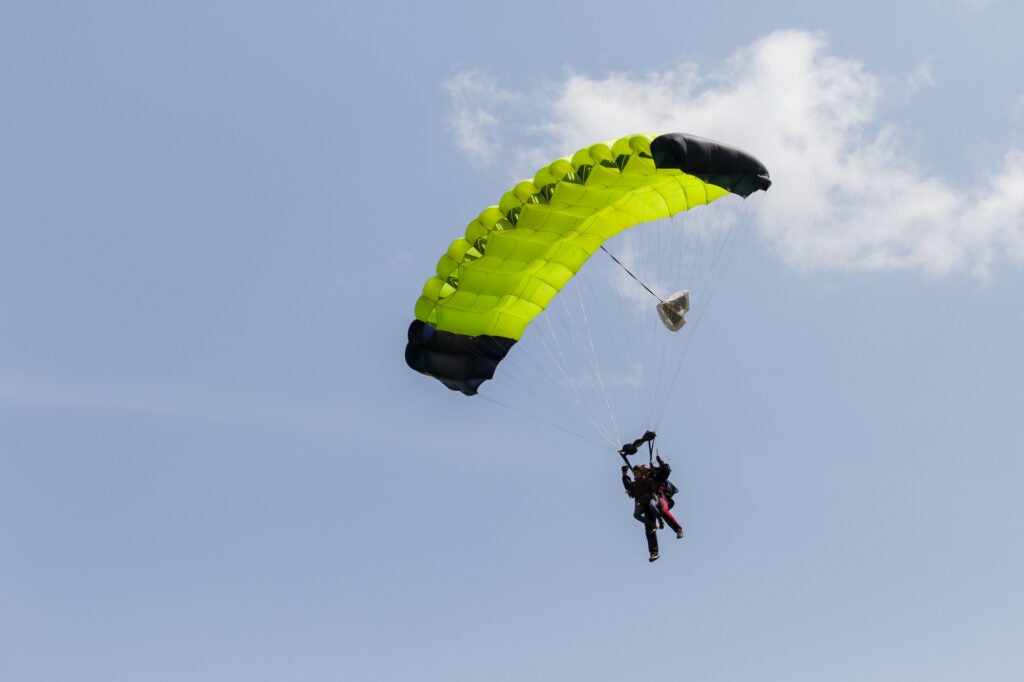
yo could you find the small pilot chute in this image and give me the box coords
[656,290,691,331]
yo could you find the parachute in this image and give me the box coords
[405,132,770,444]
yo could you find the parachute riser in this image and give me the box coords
[618,430,656,472]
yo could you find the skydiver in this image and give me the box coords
[651,453,684,539]
[621,464,672,562]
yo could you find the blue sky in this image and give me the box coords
[3,2,1023,680]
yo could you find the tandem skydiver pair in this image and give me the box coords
[619,431,684,562]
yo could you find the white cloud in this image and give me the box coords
[447,29,1024,278]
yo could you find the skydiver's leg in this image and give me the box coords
[645,519,659,555]
[657,496,683,535]
[646,497,664,529]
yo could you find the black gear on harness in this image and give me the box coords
[618,430,656,470]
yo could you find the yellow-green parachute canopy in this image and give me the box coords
[406,132,771,395]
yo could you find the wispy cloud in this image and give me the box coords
[444,70,522,167]
[903,58,936,100]
[1013,94,1024,119]
[446,29,1024,278]
[0,370,361,440]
